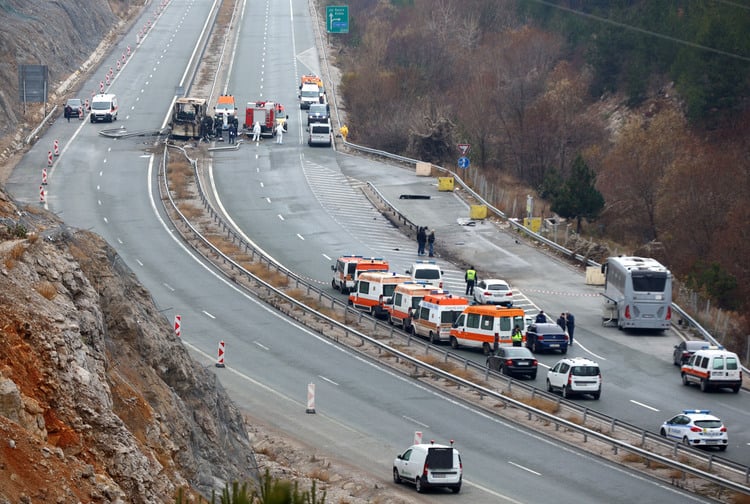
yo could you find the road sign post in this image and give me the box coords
[326,6,349,34]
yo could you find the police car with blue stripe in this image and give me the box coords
[659,410,728,450]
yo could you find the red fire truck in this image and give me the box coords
[243,101,288,137]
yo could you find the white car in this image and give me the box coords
[473,279,513,306]
[659,410,728,450]
[546,357,601,399]
[393,442,462,493]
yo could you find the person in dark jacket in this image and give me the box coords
[416,226,426,256]
[557,313,566,331]
[566,312,575,345]
[535,310,546,323]
[427,229,435,257]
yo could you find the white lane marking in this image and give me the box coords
[508,461,541,476]
[103,217,109,224]
[254,341,269,351]
[574,340,606,361]
[260,182,264,188]
[135,259,143,266]
[318,375,339,386]
[630,400,659,412]
[266,197,271,203]
[322,253,331,261]
[403,415,429,429]
[163,283,175,292]
[117,238,123,244]
[202,310,216,319]
[98,200,102,206]
[278,214,284,221]
[297,233,305,240]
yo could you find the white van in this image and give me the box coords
[681,347,742,393]
[308,122,332,146]
[411,292,469,344]
[90,93,118,123]
[449,305,527,354]
[406,261,443,289]
[393,441,462,493]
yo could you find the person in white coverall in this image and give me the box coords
[275,122,284,144]
[252,121,261,141]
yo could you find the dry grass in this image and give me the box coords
[35,281,57,300]
[27,233,38,244]
[524,396,560,414]
[731,492,750,504]
[307,468,330,482]
[178,203,203,219]
[621,452,646,464]
[9,242,25,260]
[3,257,15,270]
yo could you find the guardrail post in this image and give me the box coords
[610,418,616,433]
[708,454,713,472]
[583,408,588,423]
[444,351,449,362]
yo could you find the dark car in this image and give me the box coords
[307,103,330,125]
[525,323,569,354]
[486,346,538,379]
[64,98,84,119]
[672,340,710,366]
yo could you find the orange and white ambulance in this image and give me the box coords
[348,272,411,319]
[383,282,443,329]
[449,306,526,354]
[411,293,469,344]
[331,256,389,294]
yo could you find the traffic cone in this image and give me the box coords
[39,185,45,204]
[41,167,47,185]
[173,315,181,337]
[306,383,316,414]
[215,340,225,368]
[53,139,59,156]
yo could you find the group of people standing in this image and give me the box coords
[416,226,435,257]
[250,121,285,143]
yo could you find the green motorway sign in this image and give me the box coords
[326,5,349,34]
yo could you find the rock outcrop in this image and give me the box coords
[0,190,258,503]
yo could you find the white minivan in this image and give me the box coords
[393,441,462,493]
[90,93,118,123]
[308,122,332,146]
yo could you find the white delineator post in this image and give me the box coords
[53,139,60,156]
[41,168,47,185]
[306,383,316,414]
[173,315,181,337]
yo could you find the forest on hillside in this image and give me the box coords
[329,0,750,340]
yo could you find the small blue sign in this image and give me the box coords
[458,156,470,169]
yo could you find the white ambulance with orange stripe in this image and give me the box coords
[449,305,527,355]
[681,347,742,393]
[331,255,389,294]
[384,282,443,329]
[411,293,469,344]
[348,272,412,319]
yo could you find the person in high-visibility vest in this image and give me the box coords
[511,325,523,347]
[340,124,348,141]
[465,266,477,296]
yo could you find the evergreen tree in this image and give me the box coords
[550,155,604,233]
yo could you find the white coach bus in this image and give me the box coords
[601,256,672,331]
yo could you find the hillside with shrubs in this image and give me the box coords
[333,0,750,349]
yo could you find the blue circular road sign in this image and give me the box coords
[458,156,470,169]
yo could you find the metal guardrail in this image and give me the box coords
[158,143,750,494]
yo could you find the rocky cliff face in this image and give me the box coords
[0,190,258,502]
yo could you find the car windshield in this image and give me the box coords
[309,105,327,114]
[91,101,110,110]
[571,365,599,376]
[415,270,440,280]
[694,419,723,429]
[301,89,319,98]
[67,99,82,107]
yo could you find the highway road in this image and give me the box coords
[4,0,742,501]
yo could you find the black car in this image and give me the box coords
[672,340,708,366]
[307,103,330,125]
[486,346,537,379]
[64,98,84,119]
[525,323,569,354]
